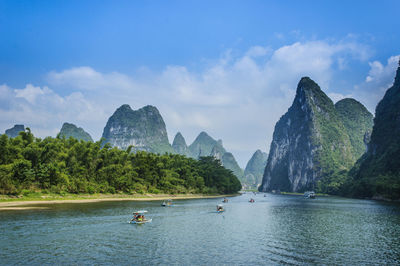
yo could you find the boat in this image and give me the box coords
[222,198,228,203]
[161,199,173,207]
[130,210,152,224]
[304,191,316,199]
[249,198,255,203]
[216,204,224,213]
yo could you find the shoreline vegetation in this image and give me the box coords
[0,131,242,198]
[1,191,398,211]
[0,193,240,211]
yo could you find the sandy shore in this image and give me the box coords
[0,207,51,211]
[0,194,236,211]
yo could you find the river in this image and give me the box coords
[1,193,399,265]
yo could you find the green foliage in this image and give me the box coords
[307,79,355,179]
[316,170,348,194]
[0,131,241,195]
[197,156,242,194]
[335,98,373,160]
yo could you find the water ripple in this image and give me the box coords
[1,195,399,265]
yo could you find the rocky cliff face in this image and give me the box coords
[102,104,173,154]
[5,125,25,138]
[244,150,268,189]
[210,141,226,161]
[172,132,191,157]
[260,77,354,192]
[59,122,93,142]
[335,98,373,160]
[348,60,400,199]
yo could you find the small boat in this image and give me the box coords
[222,198,228,203]
[216,204,224,213]
[130,210,152,224]
[249,198,255,203]
[131,218,152,224]
[304,191,316,199]
[161,199,173,207]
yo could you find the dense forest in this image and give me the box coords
[0,129,241,195]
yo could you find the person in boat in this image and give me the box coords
[217,205,224,212]
[131,213,145,222]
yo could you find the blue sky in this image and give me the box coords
[0,0,399,166]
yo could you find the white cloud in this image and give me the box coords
[15,84,50,104]
[263,41,370,91]
[366,55,399,83]
[352,55,400,113]
[1,39,380,167]
[245,45,271,57]
[47,66,136,91]
[0,83,104,138]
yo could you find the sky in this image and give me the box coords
[0,0,399,167]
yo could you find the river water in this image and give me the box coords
[1,193,399,265]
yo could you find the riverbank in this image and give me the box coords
[0,193,239,211]
[278,192,399,202]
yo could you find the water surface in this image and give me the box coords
[1,194,399,265]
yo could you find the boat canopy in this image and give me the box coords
[133,210,148,214]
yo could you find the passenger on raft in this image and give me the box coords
[132,214,145,222]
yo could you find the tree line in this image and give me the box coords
[0,129,241,195]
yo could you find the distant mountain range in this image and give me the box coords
[171,131,245,184]
[99,104,248,186]
[5,60,399,199]
[3,104,251,186]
